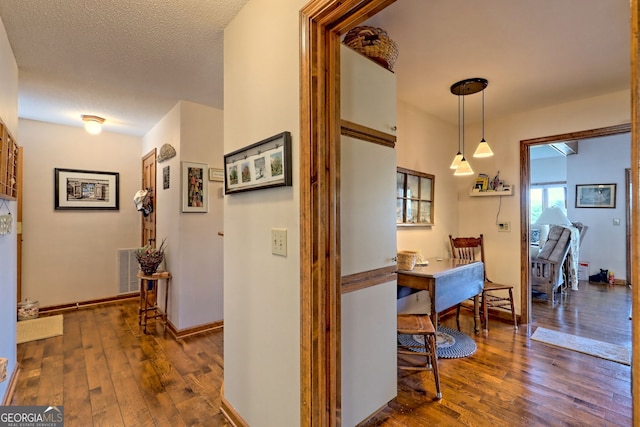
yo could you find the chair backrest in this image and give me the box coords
[449,234,487,281]
[537,226,572,263]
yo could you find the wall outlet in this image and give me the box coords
[498,222,511,232]
[272,228,287,256]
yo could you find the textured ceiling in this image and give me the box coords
[0,0,248,136]
[0,0,631,138]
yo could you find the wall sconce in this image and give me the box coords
[82,115,105,135]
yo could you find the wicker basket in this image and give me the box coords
[397,251,418,271]
[343,26,399,71]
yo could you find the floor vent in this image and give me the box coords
[117,249,139,294]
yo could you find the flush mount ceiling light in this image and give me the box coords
[82,115,105,135]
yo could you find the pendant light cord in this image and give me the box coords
[481,90,485,140]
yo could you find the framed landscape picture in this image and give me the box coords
[575,183,616,208]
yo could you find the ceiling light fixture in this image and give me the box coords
[450,78,487,176]
[82,115,105,135]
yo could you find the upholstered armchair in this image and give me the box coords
[531,225,573,304]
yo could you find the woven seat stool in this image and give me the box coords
[397,314,442,400]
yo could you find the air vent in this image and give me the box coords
[117,249,139,294]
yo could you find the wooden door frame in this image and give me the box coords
[300,1,396,425]
[302,0,640,424]
[519,124,631,326]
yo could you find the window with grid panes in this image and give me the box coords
[396,167,434,226]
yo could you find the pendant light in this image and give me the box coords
[473,89,494,158]
[450,94,463,169]
[450,78,489,176]
[454,91,473,176]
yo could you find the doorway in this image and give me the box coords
[519,124,631,326]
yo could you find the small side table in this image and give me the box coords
[137,271,171,333]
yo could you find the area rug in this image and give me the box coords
[16,315,63,344]
[398,326,477,359]
[531,327,630,366]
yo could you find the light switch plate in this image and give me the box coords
[272,228,287,256]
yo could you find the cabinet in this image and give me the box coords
[0,121,18,200]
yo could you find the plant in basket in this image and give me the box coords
[136,238,167,276]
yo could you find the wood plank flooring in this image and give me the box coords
[11,299,230,427]
[11,281,631,426]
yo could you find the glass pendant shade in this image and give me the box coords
[473,139,493,158]
[453,157,474,176]
[450,152,463,169]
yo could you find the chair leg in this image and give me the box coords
[425,333,442,400]
[508,288,518,330]
[482,291,489,332]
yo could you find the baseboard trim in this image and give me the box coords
[220,393,248,427]
[1,362,20,406]
[167,320,224,340]
[39,293,139,315]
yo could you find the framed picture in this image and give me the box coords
[575,183,616,208]
[182,161,208,212]
[209,167,224,182]
[54,168,119,210]
[223,131,292,194]
[163,166,170,189]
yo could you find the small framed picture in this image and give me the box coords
[182,161,208,212]
[209,167,224,182]
[575,183,616,208]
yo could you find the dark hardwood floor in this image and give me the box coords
[11,281,631,426]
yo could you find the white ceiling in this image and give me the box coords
[0,0,631,137]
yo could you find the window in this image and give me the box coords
[397,167,434,225]
[530,183,567,224]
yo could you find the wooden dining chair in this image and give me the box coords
[397,314,442,400]
[449,234,518,332]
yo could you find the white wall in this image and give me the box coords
[19,120,141,306]
[531,156,566,183]
[452,89,630,313]
[567,133,630,279]
[142,101,225,330]
[395,101,461,258]
[223,0,305,425]
[0,15,18,402]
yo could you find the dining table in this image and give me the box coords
[397,257,484,333]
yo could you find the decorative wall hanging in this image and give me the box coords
[209,168,224,182]
[163,166,170,189]
[54,168,119,210]
[182,161,208,212]
[224,131,292,194]
[157,143,177,162]
[0,200,11,235]
[575,183,616,208]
